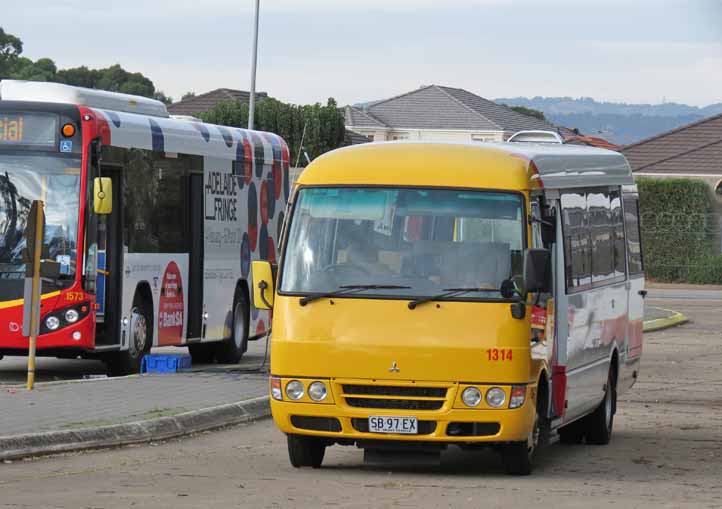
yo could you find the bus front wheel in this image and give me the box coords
[502,382,548,475]
[107,293,152,376]
[287,434,325,468]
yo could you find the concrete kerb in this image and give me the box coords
[0,395,270,462]
[643,309,688,332]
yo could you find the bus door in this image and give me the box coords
[622,194,644,384]
[93,167,122,346]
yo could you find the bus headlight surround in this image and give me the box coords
[45,315,61,331]
[486,387,506,408]
[64,309,80,323]
[308,381,328,401]
[462,387,482,407]
[286,380,305,400]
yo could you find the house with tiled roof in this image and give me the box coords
[345,85,570,143]
[622,112,722,197]
[167,88,268,116]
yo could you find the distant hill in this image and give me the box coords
[495,97,722,146]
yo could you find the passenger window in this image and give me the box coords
[589,190,613,283]
[561,191,591,290]
[610,189,626,278]
[623,196,644,275]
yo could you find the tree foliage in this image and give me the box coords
[200,97,346,166]
[0,27,171,102]
[637,177,722,283]
[504,105,546,121]
[0,27,23,76]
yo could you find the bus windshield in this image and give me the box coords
[0,153,81,284]
[280,187,525,300]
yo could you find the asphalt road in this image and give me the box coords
[1,291,721,508]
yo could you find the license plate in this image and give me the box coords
[368,416,418,434]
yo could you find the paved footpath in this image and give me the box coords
[0,291,690,460]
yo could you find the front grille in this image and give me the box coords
[446,422,500,437]
[342,385,447,398]
[345,398,444,410]
[352,418,437,435]
[290,415,342,432]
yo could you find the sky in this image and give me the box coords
[4,0,722,107]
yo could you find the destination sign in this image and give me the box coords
[0,112,57,148]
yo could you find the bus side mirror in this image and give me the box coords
[93,177,112,215]
[523,248,551,293]
[252,260,275,309]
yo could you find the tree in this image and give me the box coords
[504,104,547,121]
[200,97,346,166]
[181,91,196,101]
[0,27,22,77]
[153,91,173,105]
[0,27,168,103]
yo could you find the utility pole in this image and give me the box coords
[248,0,260,130]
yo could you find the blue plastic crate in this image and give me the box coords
[140,354,192,374]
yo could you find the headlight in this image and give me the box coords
[65,309,80,323]
[486,387,506,408]
[45,316,60,331]
[509,385,527,409]
[285,380,304,400]
[308,381,328,401]
[461,387,482,407]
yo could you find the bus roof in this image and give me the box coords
[0,79,169,118]
[298,141,633,191]
[93,106,287,164]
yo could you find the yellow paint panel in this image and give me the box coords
[297,143,532,191]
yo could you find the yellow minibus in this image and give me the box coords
[253,138,645,475]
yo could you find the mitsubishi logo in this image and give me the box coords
[389,361,400,373]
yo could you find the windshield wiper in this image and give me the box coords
[408,287,500,310]
[299,284,411,306]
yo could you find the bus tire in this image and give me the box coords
[287,434,325,468]
[188,343,215,364]
[584,367,616,445]
[501,383,546,475]
[108,292,152,376]
[214,288,249,364]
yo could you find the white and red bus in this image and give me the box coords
[0,80,289,374]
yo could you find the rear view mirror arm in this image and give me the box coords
[258,280,274,309]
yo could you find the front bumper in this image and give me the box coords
[271,378,537,444]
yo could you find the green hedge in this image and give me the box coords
[200,97,346,167]
[637,177,722,283]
